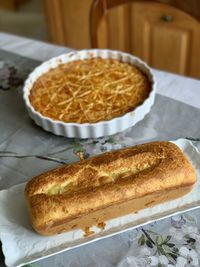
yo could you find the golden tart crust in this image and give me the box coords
[29,58,151,123]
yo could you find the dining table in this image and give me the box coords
[0,32,200,267]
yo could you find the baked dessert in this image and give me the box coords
[25,141,196,236]
[29,58,151,123]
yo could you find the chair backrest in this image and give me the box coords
[90,0,200,77]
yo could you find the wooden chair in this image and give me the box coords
[90,0,200,78]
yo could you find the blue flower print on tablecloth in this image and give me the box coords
[72,129,135,159]
[119,212,200,267]
[0,61,23,91]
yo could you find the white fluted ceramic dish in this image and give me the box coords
[23,49,156,138]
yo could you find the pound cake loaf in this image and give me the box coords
[25,141,197,236]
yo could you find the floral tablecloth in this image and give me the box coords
[0,33,200,267]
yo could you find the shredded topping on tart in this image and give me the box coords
[29,58,151,123]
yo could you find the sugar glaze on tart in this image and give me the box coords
[29,58,151,124]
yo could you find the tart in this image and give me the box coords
[23,50,156,138]
[29,58,151,124]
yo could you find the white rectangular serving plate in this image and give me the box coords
[0,139,200,267]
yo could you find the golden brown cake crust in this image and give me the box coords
[29,58,151,123]
[25,141,197,235]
